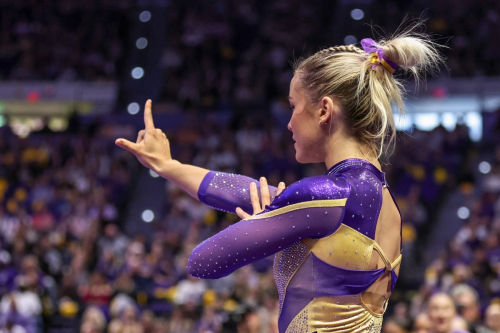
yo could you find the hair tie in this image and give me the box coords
[360,38,398,74]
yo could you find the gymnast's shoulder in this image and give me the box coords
[267,173,351,210]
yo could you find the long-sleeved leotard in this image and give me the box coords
[189,172,349,278]
[197,171,279,215]
[189,159,402,333]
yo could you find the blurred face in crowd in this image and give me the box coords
[121,305,138,324]
[450,316,469,331]
[237,311,260,333]
[455,291,480,324]
[413,313,432,333]
[21,255,39,274]
[287,75,338,164]
[104,224,118,239]
[382,319,408,333]
[428,293,456,333]
[485,304,500,332]
[452,264,471,284]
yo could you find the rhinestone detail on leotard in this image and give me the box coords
[274,241,308,315]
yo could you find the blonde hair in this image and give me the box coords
[293,21,445,159]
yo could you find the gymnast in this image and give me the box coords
[116,24,443,333]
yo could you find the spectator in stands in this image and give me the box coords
[80,306,106,333]
[98,223,130,258]
[413,313,432,333]
[108,304,143,333]
[451,284,486,333]
[427,293,458,333]
[383,317,410,333]
[484,304,500,333]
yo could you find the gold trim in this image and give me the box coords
[360,296,385,318]
[372,242,402,271]
[381,58,396,73]
[391,254,402,269]
[245,198,347,220]
[372,243,392,271]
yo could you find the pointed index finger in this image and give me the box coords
[144,99,155,130]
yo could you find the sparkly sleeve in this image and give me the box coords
[188,175,351,279]
[197,171,278,215]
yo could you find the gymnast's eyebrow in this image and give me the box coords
[288,96,293,100]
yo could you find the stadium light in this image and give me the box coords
[131,67,144,79]
[127,102,140,115]
[457,207,470,220]
[479,161,491,174]
[139,11,151,22]
[142,209,155,223]
[136,38,148,49]
[351,9,364,20]
[344,35,357,44]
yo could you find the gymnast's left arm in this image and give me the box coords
[197,171,287,216]
[187,176,351,279]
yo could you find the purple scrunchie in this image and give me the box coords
[360,38,398,73]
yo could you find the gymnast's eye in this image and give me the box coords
[289,105,295,112]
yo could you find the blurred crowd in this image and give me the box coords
[0,125,135,332]
[383,143,500,333]
[2,113,499,333]
[0,0,129,81]
[157,0,500,111]
[157,0,331,111]
[373,0,500,77]
[2,0,500,332]
[1,0,499,89]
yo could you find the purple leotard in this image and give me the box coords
[189,158,402,332]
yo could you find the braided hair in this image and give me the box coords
[293,22,444,159]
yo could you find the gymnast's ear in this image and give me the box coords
[318,96,342,123]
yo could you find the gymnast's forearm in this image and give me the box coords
[157,160,278,214]
[156,159,210,200]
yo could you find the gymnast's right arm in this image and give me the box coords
[115,99,282,214]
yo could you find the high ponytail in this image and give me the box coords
[294,20,445,159]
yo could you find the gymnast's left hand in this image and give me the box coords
[235,178,285,219]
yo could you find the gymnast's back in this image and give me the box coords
[189,158,402,333]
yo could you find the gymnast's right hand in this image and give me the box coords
[115,99,173,172]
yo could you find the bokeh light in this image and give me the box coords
[351,9,364,20]
[127,102,140,115]
[139,11,151,22]
[136,37,148,49]
[142,209,154,223]
[479,161,491,174]
[344,35,357,44]
[131,67,144,79]
[457,207,470,220]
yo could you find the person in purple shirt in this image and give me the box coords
[116,22,443,333]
